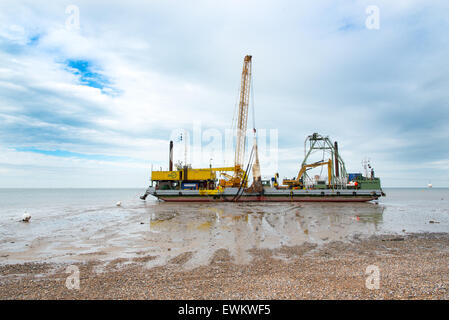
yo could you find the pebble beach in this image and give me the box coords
[1,233,447,299]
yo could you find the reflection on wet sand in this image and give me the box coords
[3,188,448,272]
[144,202,384,268]
[0,199,384,267]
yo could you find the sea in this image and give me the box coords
[0,188,448,267]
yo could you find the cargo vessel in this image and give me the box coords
[141,56,385,203]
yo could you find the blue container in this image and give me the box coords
[348,173,362,181]
[181,182,198,190]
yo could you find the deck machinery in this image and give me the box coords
[283,133,346,189]
[141,55,385,202]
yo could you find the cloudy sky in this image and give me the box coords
[0,0,448,188]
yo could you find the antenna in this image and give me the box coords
[179,130,188,167]
[184,129,188,167]
[362,158,371,178]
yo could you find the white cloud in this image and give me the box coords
[0,0,449,187]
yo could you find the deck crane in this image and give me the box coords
[220,55,261,188]
[143,55,262,195]
[235,55,252,173]
[282,159,333,188]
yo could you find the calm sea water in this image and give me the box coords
[0,188,448,266]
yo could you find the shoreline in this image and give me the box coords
[0,232,448,299]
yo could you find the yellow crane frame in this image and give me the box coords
[282,159,333,188]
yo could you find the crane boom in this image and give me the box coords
[282,159,333,188]
[234,55,252,170]
[219,55,254,188]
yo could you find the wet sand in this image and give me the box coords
[1,202,388,266]
[1,233,447,299]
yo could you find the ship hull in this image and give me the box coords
[141,187,383,203]
[155,196,376,202]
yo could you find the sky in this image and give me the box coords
[0,0,448,188]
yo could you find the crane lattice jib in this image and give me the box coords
[234,55,252,170]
